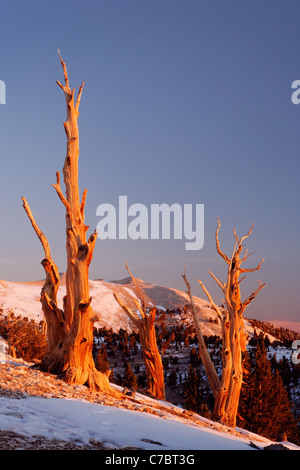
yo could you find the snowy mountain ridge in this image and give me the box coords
[0,276,274,342]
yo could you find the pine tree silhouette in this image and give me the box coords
[183,365,211,418]
[95,343,109,374]
[123,361,138,389]
[238,341,300,445]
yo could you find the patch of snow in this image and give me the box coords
[0,337,7,364]
[0,394,284,450]
[123,287,140,302]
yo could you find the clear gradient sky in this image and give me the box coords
[0,1,300,331]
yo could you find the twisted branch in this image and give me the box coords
[21,197,51,260]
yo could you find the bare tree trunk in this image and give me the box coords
[22,51,113,393]
[182,269,220,397]
[114,263,165,400]
[211,220,265,426]
[197,279,232,422]
[184,219,265,427]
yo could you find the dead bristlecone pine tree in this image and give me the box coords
[22,50,115,394]
[183,219,265,428]
[113,262,166,400]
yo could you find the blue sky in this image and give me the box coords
[0,0,300,330]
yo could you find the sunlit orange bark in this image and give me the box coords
[22,52,113,393]
[114,263,165,400]
[184,220,265,427]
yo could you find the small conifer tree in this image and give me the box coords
[95,343,109,374]
[183,365,203,414]
[238,341,300,444]
[123,361,138,389]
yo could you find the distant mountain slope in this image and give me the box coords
[0,276,274,342]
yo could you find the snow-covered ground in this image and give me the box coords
[0,393,264,451]
[0,380,299,451]
[0,346,298,451]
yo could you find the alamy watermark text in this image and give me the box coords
[96,196,204,250]
[0,80,6,104]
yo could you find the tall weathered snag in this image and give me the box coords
[22,51,113,393]
[183,219,265,427]
[113,262,165,400]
